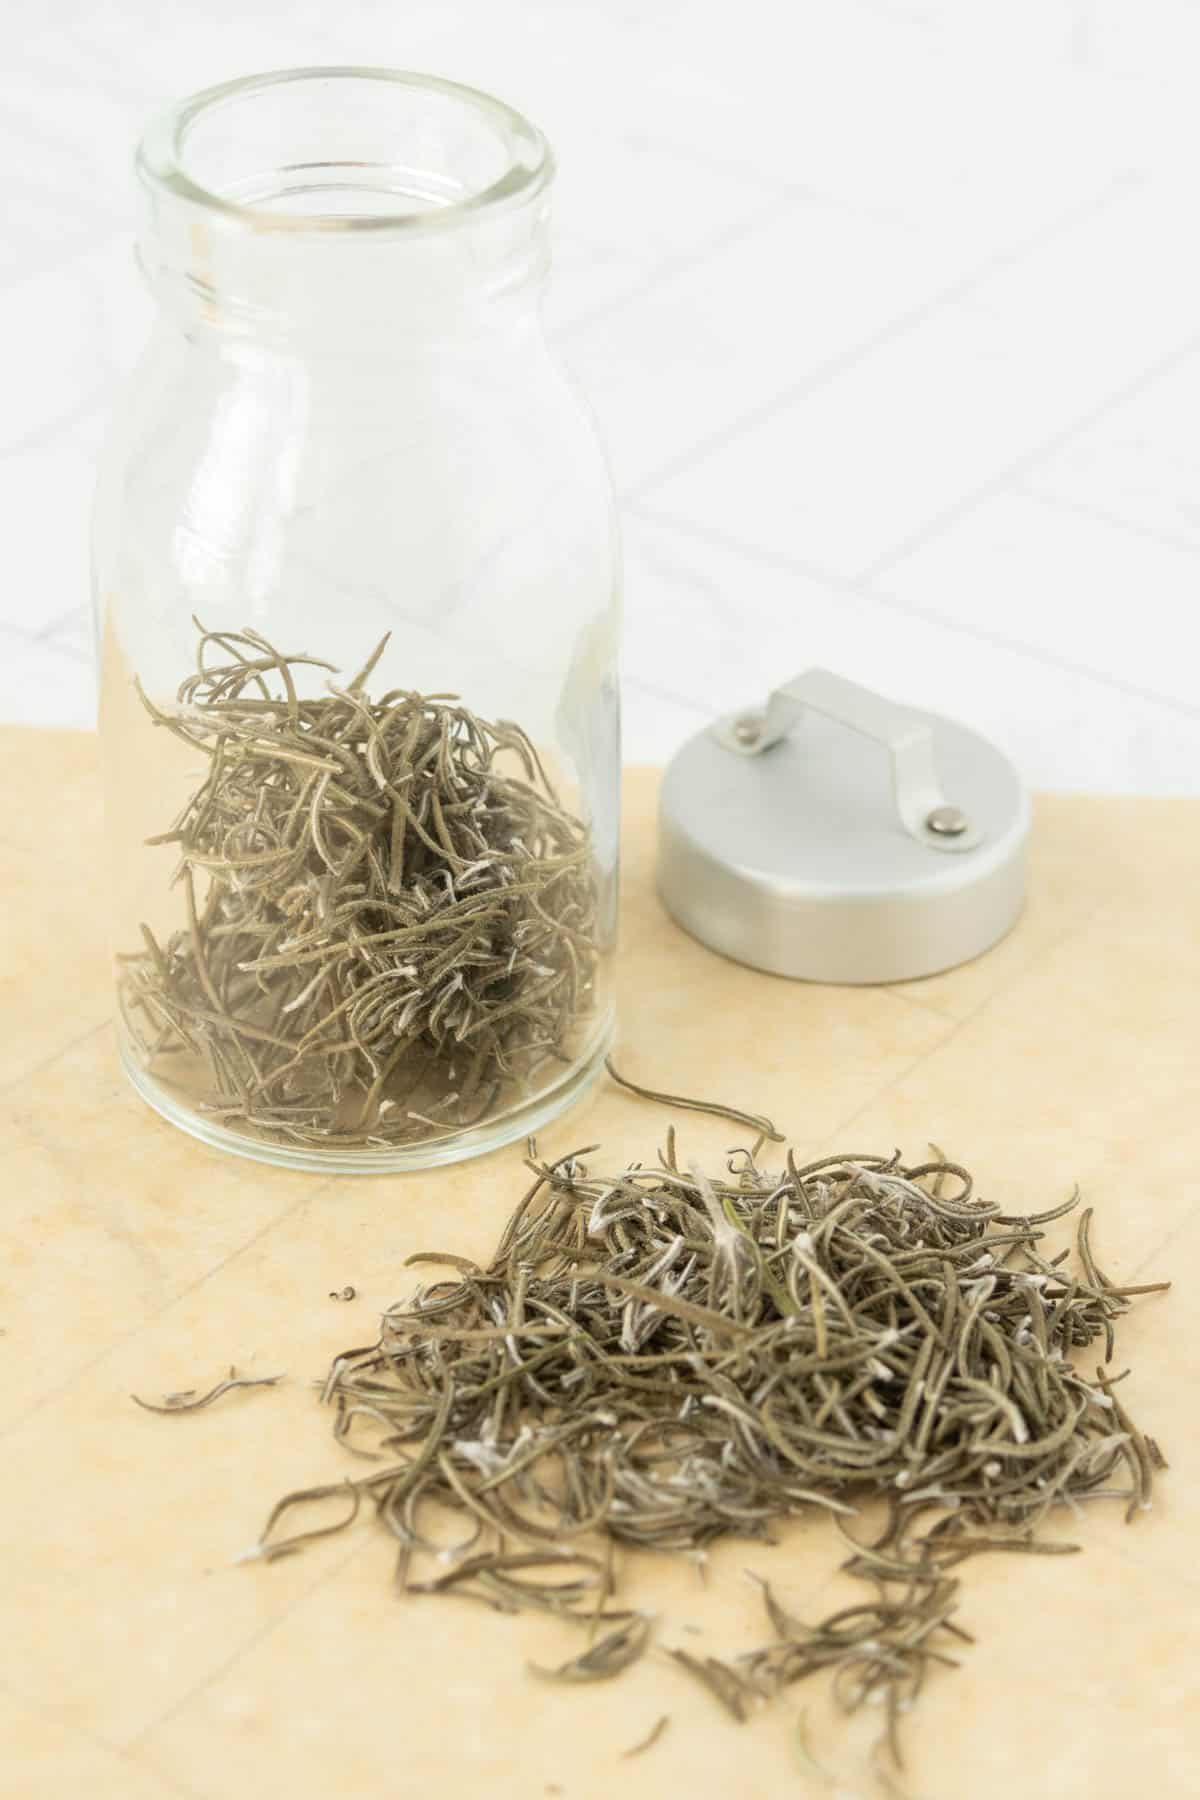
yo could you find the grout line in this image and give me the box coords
[0,618,58,648]
[34,602,95,653]
[626,494,850,591]
[878,874,1125,1032]
[818,899,1109,1146]
[620,177,1135,504]
[36,603,93,638]
[0,1679,203,1800]
[10,35,162,107]
[819,1015,970,1147]
[554,187,812,339]
[856,332,1200,583]
[1131,1195,1200,1284]
[37,634,96,667]
[1076,1522,1200,1591]
[876,983,959,1024]
[0,194,123,285]
[1031,1501,1200,1591]
[968,900,1111,1012]
[628,499,1200,726]
[0,1171,334,1446]
[858,580,1200,724]
[0,385,112,464]
[612,127,811,206]
[1013,480,1200,559]
[622,671,712,719]
[129,1537,375,1763]
[145,1761,209,1800]
[556,112,975,338]
[0,1018,109,1102]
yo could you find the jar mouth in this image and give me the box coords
[137,66,553,233]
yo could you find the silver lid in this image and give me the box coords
[657,669,1029,985]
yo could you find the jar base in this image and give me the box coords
[119,1018,613,1175]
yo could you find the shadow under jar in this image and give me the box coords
[93,68,621,1173]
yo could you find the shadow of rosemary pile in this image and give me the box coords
[248,1141,1168,1776]
[118,624,598,1149]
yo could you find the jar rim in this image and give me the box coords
[137,66,554,234]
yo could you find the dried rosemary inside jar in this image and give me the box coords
[117,624,600,1150]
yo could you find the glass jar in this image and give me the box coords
[93,68,620,1173]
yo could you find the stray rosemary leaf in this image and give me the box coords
[132,1367,283,1414]
[667,1648,755,1722]
[529,1612,653,1682]
[605,1056,784,1142]
[621,1714,670,1758]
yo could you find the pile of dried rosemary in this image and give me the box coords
[117,625,599,1149]
[246,1136,1167,1770]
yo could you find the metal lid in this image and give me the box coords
[657,669,1029,985]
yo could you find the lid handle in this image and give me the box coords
[716,668,981,852]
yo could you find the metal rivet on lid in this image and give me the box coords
[926,804,969,837]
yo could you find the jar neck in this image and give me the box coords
[136,69,554,345]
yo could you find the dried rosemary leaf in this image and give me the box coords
[667,1649,755,1722]
[132,1367,284,1414]
[529,1613,653,1682]
[622,1715,670,1758]
[605,1056,785,1142]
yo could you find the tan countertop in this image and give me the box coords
[2,727,1198,1799]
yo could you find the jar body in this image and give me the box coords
[94,72,620,1171]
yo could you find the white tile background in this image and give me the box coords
[3,1,1200,789]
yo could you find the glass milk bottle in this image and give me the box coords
[93,69,620,1173]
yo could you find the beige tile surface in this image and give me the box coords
[1,730,1197,1799]
[0,728,109,1091]
[829,884,1200,1273]
[0,1688,193,1800]
[881,791,1112,1021]
[0,1028,318,1426]
[140,1532,843,1800]
[1074,1203,1200,1580]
